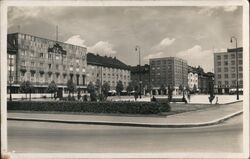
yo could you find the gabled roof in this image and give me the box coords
[87,53,129,70]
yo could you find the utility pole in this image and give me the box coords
[135,45,142,98]
[230,36,239,100]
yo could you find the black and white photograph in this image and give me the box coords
[1,0,249,158]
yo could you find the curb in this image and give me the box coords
[188,100,243,105]
[7,110,243,128]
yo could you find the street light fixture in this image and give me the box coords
[135,45,142,99]
[230,36,239,100]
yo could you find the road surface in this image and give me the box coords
[8,114,242,153]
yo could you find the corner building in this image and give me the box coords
[214,47,243,94]
[7,33,87,95]
[149,57,188,95]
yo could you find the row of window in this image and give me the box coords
[217,60,243,66]
[216,53,242,60]
[20,51,85,62]
[217,66,243,72]
[217,80,243,86]
[217,73,243,79]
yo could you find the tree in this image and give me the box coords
[179,84,183,94]
[19,81,33,100]
[186,85,190,93]
[126,82,134,95]
[67,80,76,97]
[146,84,153,96]
[160,84,166,95]
[193,84,197,93]
[87,81,97,101]
[95,79,102,94]
[47,80,58,99]
[116,80,124,96]
[102,82,110,100]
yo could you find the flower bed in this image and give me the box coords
[7,101,170,114]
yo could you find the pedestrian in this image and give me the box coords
[187,93,191,103]
[215,96,219,104]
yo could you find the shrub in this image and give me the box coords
[7,101,171,114]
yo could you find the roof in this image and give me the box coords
[87,53,130,70]
[129,64,150,73]
[227,47,243,52]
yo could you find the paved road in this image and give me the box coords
[8,114,242,153]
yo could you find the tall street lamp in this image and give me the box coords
[182,60,185,100]
[9,55,13,101]
[135,45,142,98]
[230,36,239,100]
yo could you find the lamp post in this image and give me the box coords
[9,55,13,101]
[230,36,239,100]
[135,45,142,98]
[182,60,185,100]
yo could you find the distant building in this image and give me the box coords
[86,53,130,90]
[7,33,87,97]
[130,64,150,94]
[214,47,243,94]
[149,57,188,95]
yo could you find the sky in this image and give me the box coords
[7,6,243,72]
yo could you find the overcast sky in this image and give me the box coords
[8,6,243,72]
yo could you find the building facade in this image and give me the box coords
[86,53,130,90]
[149,57,188,94]
[7,33,87,96]
[214,47,243,94]
[130,64,150,94]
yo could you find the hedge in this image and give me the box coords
[7,101,170,114]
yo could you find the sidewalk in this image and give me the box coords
[8,101,243,128]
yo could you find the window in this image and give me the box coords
[238,53,242,58]
[239,73,243,78]
[56,65,59,70]
[224,61,228,66]
[224,67,228,72]
[48,64,52,69]
[224,74,228,78]
[40,63,44,67]
[40,53,44,58]
[31,72,35,77]
[217,74,221,79]
[31,62,35,67]
[225,81,229,85]
[231,67,235,72]
[224,55,228,59]
[231,54,235,59]
[56,55,59,60]
[217,61,221,66]
[217,55,221,60]
[21,61,26,66]
[239,67,243,71]
[21,72,25,77]
[231,61,235,65]
[217,68,221,72]
[30,51,35,57]
[238,60,242,65]
[231,74,236,78]
[48,54,52,59]
[218,81,221,85]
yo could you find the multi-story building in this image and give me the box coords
[214,47,243,94]
[130,64,150,94]
[7,33,87,97]
[86,53,130,90]
[149,57,188,95]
